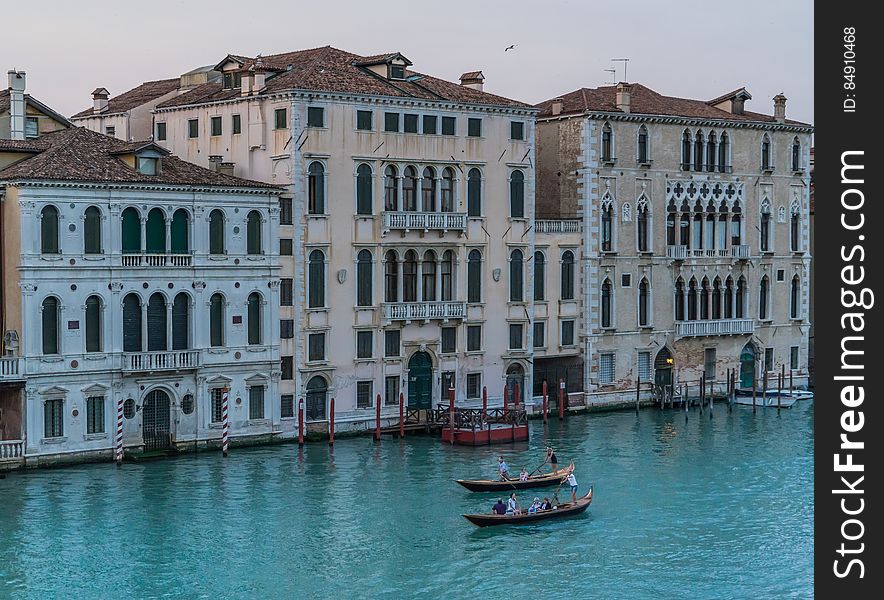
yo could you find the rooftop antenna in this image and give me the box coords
[611,58,630,83]
[603,68,616,85]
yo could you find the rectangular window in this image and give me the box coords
[403,113,419,133]
[210,388,223,423]
[232,114,242,135]
[638,351,652,383]
[509,324,524,350]
[357,381,373,409]
[441,371,455,402]
[156,122,167,141]
[25,116,39,138]
[308,333,326,362]
[280,319,294,339]
[467,373,481,399]
[356,110,373,131]
[356,330,373,359]
[86,396,105,435]
[441,327,456,354]
[384,112,400,132]
[306,107,323,128]
[222,72,242,90]
[776,269,785,282]
[187,119,198,139]
[280,279,293,306]
[704,348,717,381]
[599,353,615,384]
[467,325,482,352]
[249,385,265,420]
[281,394,295,419]
[385,376,400,405]
[275,108,288,129]
[423,115,438,134]
[510,121,524,140]
[621,274,632,287]
[441,116,456,135]
[210,116,222,136]
[44,398,64,438]
[467,118,482,137]
[764,348,774,372]
[561,320,575,346]
[281,356,294,380]
[790,346,799,370]
[533,322,545,348]
[279,238,293,255]
[389,65,406,79]
[279,197,293,225]
[384,329,400,357]
[104,126,116,137]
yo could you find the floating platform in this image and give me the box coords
[441,422,529,445]
[439,406,529,446]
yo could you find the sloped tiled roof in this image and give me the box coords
[71,78,180,118]
[0,126,277,189]
[157,46,530,110]
[535,84,810,126]
[1,90,74,129]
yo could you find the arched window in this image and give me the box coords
[305,376,328,422]
[680,202,691,247]
[84,206,102,255]
[209,293,224,347]
[384,165,398,211]
[308,249,325,308]
[172,293,189,350]
[693,203,703,249]
[718,132,729,172]
[638,278,650,327]
[209,209,225,255]
[791,276,801,319]
[790,201,801,251]
[601,200,613,252]
[357,249,372,307]
[681,130,692,170]
[247,292,262,345]
[724,277,734,319]
[637,200,649,252]
[421,167,436,212]
[467,168,482,217]
[403,250,418,302]
[706,131,716,172]
[403,166,418,211]
[561,250,575,300]
[441,250,454,301]
[791,137,801,172]
[760,200,771,252]
[761,134,772,170]
[759,276,770,320]
[674,278,685,321]
[700,278,710,320]
[308,162,325,214]
[509,249,524,302]
[694,131,704,171]
[246,210,262,255]
[40,205,59,254]
[601,123,613,162]
[736,276,746,319]
[717,203,728,250]
[122,293,142,352]
[147,292,167,352]
[384,250,398,302]
[146,208,165,254]
[731,201,742,246]
[41,296,60,355]
[121,207,140,254]
[510,170,525,218]
[688,278,698,320]
[533,251,545,301]
[171,209,189,254]
[85,295,102,352]
[601,278,612,328]
[705,203,715,249]
[666,200,677,246]
[422,250,436,301]
[441,168,455,212]
[637,125,649,163]
[712,277,722,319]
[467,250,481,303]
[356,163,373,215]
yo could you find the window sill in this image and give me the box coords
[464,351,485,357]
[40,356,64,363]
[533,345,547,351]
[40,255,63,261]
[761,168,775,175]
[601,159,617,167]
[246,256,266,261]
[41,436,67,445]
[439,352,457,358]
[790,318,805,323]
[207,348,229,354]
[760,250,775,256]
[82,255,106,261]
[84,433,108,441]
[559,345,578,350]
[247,419,270,427]
[637,161,653,168]
[508,217,529,223]
[639,325,654,331]
[306,307,328,313]
[600,250,617,256]
[354,358,377,364]
[793,170,806,176]
[507,301,528,308]
[307,214,329,219]
[600,327,616,333]
[758,319,774,325]
[208,255,229,261]
[246,346,268,353]
[305,360,329,367]
[84,353,107,360]
[208,423,222,429]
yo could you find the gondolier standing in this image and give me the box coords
[546,447,558,474]
[498,456,510,481]
[566,466,578,503]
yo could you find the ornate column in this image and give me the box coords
[165,217,172,255]
[139,216,147,255]
[141,302,148,352]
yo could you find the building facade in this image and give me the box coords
[0,127,280,468]
[1,70,71,141]
[535,84,813,400]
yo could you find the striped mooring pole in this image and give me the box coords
[115,397,124,464]
[221,387,230,457]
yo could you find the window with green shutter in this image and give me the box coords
[246,211,262,255]
[467,118,482,137]
[356,381,372,409]
[83,206,102,254]
[441,116,456,135]
[85,295,101,352]
[249,385,265,420]
[40,205,59,254]
[86,396,105,434]
[510,121,524,140]
[356,110,372,131]
[248,292,261,345]
[384,112,400,132]
[172,293,189,350]
[41,297,59,355]
[275,108,289,129]
[356,330,372,358]
[210,116,222,136]
[232,114,241,135]
[44,398,64,438]
[145,208,165,254]
[209,210,225,254]
[356,164,373,215]
[170,209,189,254]
[121,207,140,254]
[306,107,322,128]
[404,114,418,133]
[187,119,198,138]
[146,293,167,352]
[122,294,142,352]
[210,293,224,347]
[423,115,437,134]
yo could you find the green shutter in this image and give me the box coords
[122,295,142,352]
[170,210,188,254]
[246,212,261,255]
[210,295,223,347]
[84,207,101,254]
[41,206,59,254]
[85,296,101,352]
[248,293,261,345]
[145,210,165,254]
[146,294,167,351]
[121,208,141,254]
[172,294,189,350]
[41,297,58,354]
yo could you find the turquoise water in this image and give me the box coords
[0,402,813,599]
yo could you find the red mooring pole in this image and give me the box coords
[503,384,509,415]
[399,392,405,438]
[375,393,382,442]
[542,380,548,424]
[297,398,304,446]
[328,397,335,446]
[449,386,455,445]
[482,386,487,423]
[514,382,520,410]
[558,378,565,421]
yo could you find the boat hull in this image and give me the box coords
[463,488,593,527]
[455,472,568,492]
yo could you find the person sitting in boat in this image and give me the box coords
[519,467,529,482]
[528,497,542,513]
[492,498,507,515]
[546,446,559,474]
[540,497,552,511]
[565,466,578,503]
[497,456,510,481]
[506,492,521,515]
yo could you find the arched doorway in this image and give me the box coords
[407,352,433,409]
[740,343,757,389]
[654,347,674,388]
[305,376,328,421]
[506,364,526,401]
[142,389,171,451]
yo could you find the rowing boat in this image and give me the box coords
[455,470,569,492]
[463,487,593,527]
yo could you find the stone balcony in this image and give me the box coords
[0,357,22,380]
[121,253,192,267]
[122,349,200,372]
[381,211,466,233]
[666,245,750,260]
[535,219,581,234]
[0,440,24,463]
[382,301,466,322]
[675,318,755,338]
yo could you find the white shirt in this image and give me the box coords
[566,473,577,487]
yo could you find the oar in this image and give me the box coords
[550,461,574,505]
[527,458,549,478]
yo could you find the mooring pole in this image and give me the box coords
[635,377,640,414]
[328,397,335,446]
[762,370,768,408]
[375,393,382,442]
[399,392,405,438]
[778,365,784,411]
[514,382,520,411]
[752,375,757,414]
[298,398,304,446]
[709,374,713,419]
[558,379,565,421]
[503,384,509,416]
[542,380,548,425]
[221,386,230,457]
[449,386,455,445]
[482,386,488,424]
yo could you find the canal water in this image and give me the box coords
[0,402,813,599]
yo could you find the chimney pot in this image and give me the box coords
[459,71,485,92]
[218,162,235,177]
[92,87,109,114]
[616,82,633,114]
[551,98,564,116]
[773,93,787,122]
[7,70,26,140]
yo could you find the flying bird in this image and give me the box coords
[505,44,516,52]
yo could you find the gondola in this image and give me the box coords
[463,487,593,527]
[455,470,569,492]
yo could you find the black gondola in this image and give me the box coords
[455,470,569,492]
[463,487,593,527]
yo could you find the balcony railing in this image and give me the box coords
[0,440,24,460]
[122,350,200,371]
[666,245,689,260]
[0,357,21,379]
[535,220,581,234]
[667,245,751,260]
[382,212,466,232]
[121,253,192,267]
[730,245,750,259]
[382,301,466,321]
[675,318,755,338]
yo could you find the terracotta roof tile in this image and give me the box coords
[71,78,180,118]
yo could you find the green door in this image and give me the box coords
[407,352,433,409]
[740,344,756,389]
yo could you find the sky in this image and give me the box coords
[2,0,813,123]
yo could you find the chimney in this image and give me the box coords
[217,162,235,177]
[551,98,564,116]
[773,93,787,122]
[7,70,26,140]
[616,82,632,114]
[208,155,224,170]
[459,71,485,92]
[240,72,253,97]
[253,55,267,93]
[731,96,746,115]
[92,87,109,114]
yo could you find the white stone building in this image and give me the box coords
[1,126,281,468]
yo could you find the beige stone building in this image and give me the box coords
[1,70,70,140]
[535,84,813,400]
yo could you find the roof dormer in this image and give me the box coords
[708,88,752,115]
[353,52,413,80]
[110,141,170,175]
